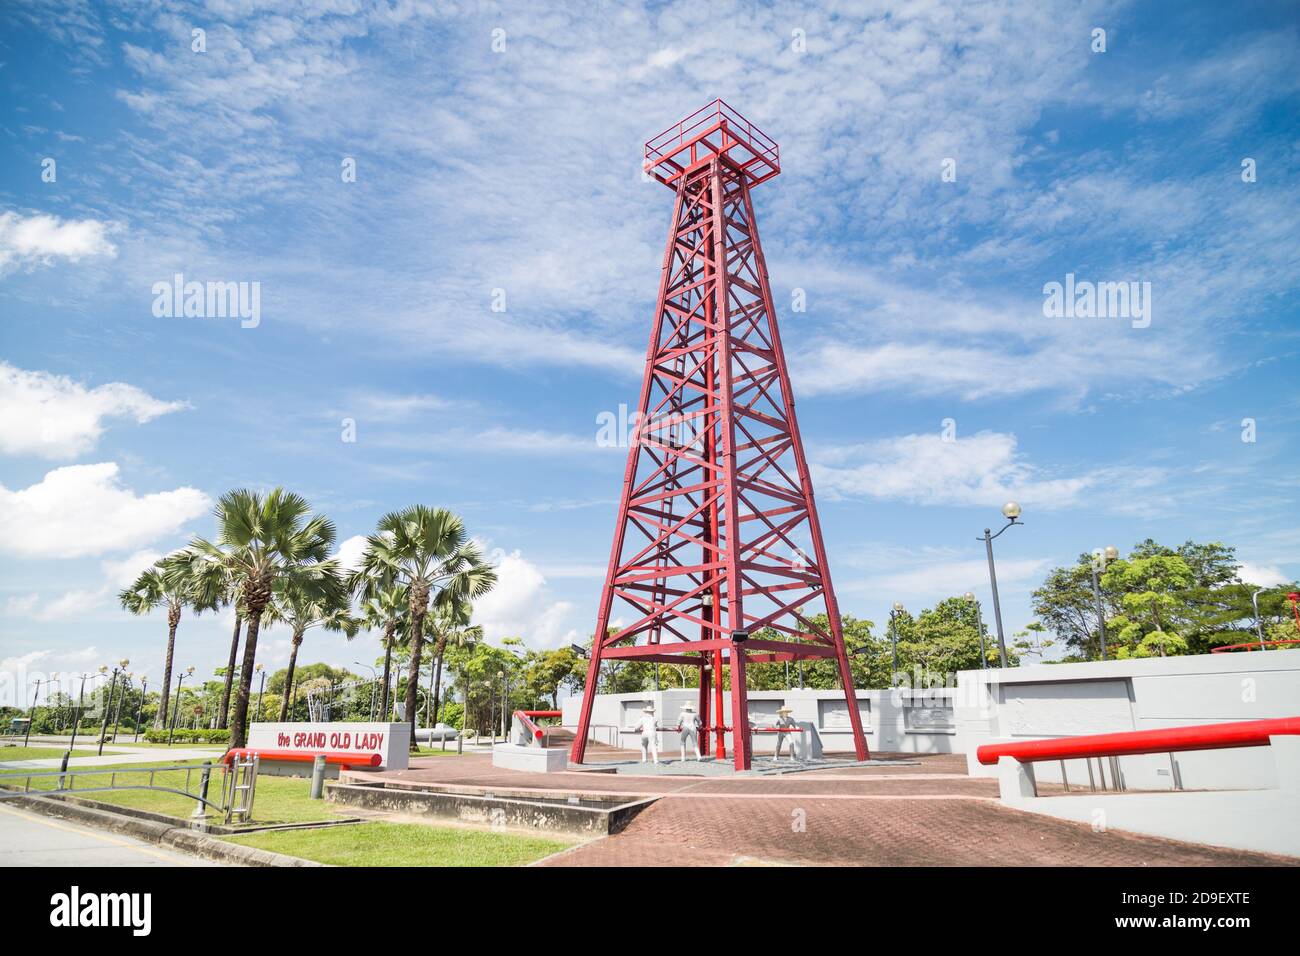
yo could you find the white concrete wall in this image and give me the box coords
[955,649,1300,790]
[564,650,1300,785]
[994,737,1300,858]
[562,687,957,756]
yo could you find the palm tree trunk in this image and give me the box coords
[229,611,263,749]
[280,631,304,721]
[379,629,394,720]
[156,604,181,728]
[405,610,425,753]
[218,615,242,729]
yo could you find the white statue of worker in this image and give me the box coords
[634,704,660,764]
[676,703,703,761]
[773,705,801,761]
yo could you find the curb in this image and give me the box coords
[7,794,324,867]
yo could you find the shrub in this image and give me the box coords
[142,727,231,744]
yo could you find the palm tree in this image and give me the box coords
[426,601,482,726]
[357,583,408,720]
[267,574,358,720]
[119,552,214,728]
[352,506,496,751]
[184,555,244,730]
[185,488,339,748]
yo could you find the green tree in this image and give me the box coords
[352,506,496,751]
[426,600,482,726]
[119,551,216,728]
[521,647,586,707]
[1102,555,1195,658]
[181,488,340,748]
[896,598,1002,679]
[266,574,358,720]
[357,583,408,721]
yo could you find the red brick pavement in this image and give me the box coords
[362,753,1293,867]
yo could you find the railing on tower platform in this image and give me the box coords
[643,99,781,188]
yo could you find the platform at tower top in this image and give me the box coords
[643,99,781,189]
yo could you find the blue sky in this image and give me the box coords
[2,0,1297,701]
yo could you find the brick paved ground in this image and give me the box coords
[359,752,1293,867]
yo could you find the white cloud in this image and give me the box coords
[849,557,1050,604]
[0,463,210,559]
[0,363,188,459]
[4,594,40,617]
[1236,562,1291,588]
[813,431,1166,512]
[101,549,163,588]
[346,391,460,421]
[30,588,108,622]
[472,549,577,649]
[333,535,369,574]
[0,211,117,270]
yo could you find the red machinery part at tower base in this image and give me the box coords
[976,716,1300,766]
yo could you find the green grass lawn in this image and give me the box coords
[0,758,344,826]
[0,746,97,761]
[223,821,572,866]
[107,741,226,750]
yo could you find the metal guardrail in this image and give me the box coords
[0,757,258,825]
[977,716,1300,796]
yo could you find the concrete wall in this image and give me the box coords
[992,737,1300,857]
[565,650,1300,786]
[561,687,958,756]
[955,649,1300,790]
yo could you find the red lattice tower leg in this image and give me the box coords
[571,101,869,770]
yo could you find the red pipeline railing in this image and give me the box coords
[222,748,381,769]
[977,716,1300,767]
[513,710,562,743]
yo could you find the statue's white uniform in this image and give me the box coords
[677,712,702,761]
[773,714,801,761]
[635,713,659,764]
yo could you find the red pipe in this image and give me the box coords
[222,748,381,768]
[1212,639,1300,653]
[976,716,1300,766]
[512,710,545,741]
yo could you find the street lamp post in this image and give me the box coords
[979,502,1023,668]
[1090,546,1120,660]
[889,602,904,680]
[69,672,94,751]
[98,659,129,756]
[133,677,148,742]
[355,662,378,721]
[254,664,266,722]
[964,594,988,669]
[24,673,58,748]
[1251,589,1267,651]
[112,673,130,746]
[392,664,405,722]
[499,670,509,740]
[168,667,193,746]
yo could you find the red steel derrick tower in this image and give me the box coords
[570,101,869,770]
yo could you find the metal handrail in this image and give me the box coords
[643,100,781,185]
[976,716,1300,766]
[0,761,228,815]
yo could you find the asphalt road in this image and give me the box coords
[0,803,222,867]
